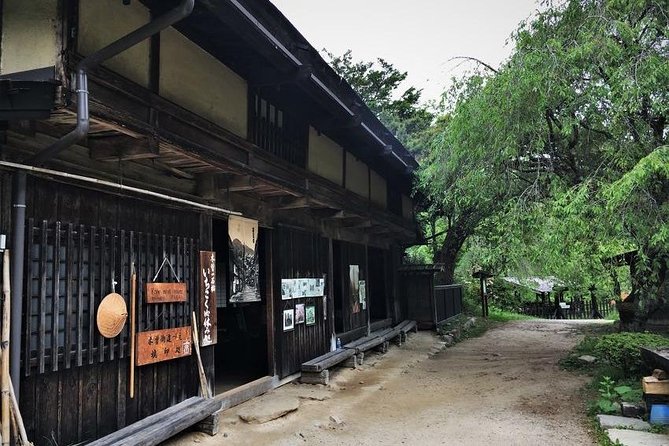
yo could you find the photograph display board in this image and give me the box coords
[281,277,325,300]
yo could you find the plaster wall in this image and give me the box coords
[1,0,58,74]
[346,153,370,199]
[402,194,414,220]
[78,0,150,87]
[370,170,388,209]
[307,127,344,185]
[160,27,248,138]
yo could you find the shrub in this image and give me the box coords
[593,332,669,377]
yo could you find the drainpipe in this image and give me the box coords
[9,171,26,398]
[12,0,195,401]
[30,0,195,165]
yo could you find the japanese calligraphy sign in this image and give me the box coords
[136,326,192,366]
[199,251,217,346]
[145,282,187,303]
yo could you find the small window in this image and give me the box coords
[249,89,308,167]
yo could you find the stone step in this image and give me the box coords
[607,428,669,446]
[597,414,651,431]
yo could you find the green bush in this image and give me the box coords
[593,332,669,377]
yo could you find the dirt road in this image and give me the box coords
[170,320,606,445]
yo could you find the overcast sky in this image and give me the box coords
[270,0,540,104]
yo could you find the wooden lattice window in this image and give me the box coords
[249,89,308,167]
[23,219,198,375]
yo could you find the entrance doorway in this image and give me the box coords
[368,247,388,321]
[212,218,268,393]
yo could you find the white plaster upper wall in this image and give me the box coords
[370,170,387,209]
[78,0,150,87]
[1,0,59,74]
[160,27,248,138]
[307,127,344,185]
[402,194,414,220]
[345,153,369,199]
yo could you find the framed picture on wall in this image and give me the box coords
[305,305,316,325]
[283,309,294,331]
[295,303,305,324]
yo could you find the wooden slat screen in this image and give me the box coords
[249,88,308,167]
[23,219,197,376]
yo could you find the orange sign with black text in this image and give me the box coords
[136,326,192,366]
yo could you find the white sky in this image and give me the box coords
[270,0,540,104]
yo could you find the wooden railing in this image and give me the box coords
[520,300,614,319]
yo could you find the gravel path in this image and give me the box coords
[169,320,607,445]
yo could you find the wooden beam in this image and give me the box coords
[274,197,310,210]
[249,65,312,87]
[223,175,257,192]
[89,134,159,161]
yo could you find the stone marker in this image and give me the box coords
[607,428,669,446]
[238,395,300,424]
[578,355,597,363]
[597,414,651,431]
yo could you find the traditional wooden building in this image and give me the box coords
[0,0,419,443]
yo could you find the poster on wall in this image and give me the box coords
[283,309,295,331]
[305,305,316,325]
[199,251,217,346]
[359,280,367,311]
[229,216,260,303]
[295,303,305,324]
[281,279,296,300]
[350,265,360,313]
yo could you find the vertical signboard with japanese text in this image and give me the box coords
[199,250,217,346]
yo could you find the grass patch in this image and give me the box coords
[487,307,535,322]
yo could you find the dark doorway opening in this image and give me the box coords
[369,247,388,321]
[212,218,268,394]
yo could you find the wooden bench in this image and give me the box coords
[384,320,418,346]
[301,348,357,385]
[344,327,393,364]
[88,396,221,446]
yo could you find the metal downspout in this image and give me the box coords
[9,171,26,398]
[11,0,195,401]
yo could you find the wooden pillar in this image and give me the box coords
[327,238,335,346]
[365,244,370,335]
[265,229,276,375]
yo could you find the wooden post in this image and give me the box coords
[191,311,211,398]
[2,250,11,446]
[479,276,486,319]
[8,377,29,446]
[130,264,136,399]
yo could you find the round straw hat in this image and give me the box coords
[96,292,128,338]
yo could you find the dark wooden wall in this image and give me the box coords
[333,240,368,334]
[273,226,330,378]
[401,272,434,328]
[368,247,390,321]
[18,177,210,445]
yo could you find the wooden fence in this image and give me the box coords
[521,300,613,320]
[434,284,463,325]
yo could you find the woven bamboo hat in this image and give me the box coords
[96,293,128,338]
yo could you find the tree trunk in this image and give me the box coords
[435,230,467,285]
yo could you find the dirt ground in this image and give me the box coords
[169,320,610,446]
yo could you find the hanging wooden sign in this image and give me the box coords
[145,282,187,303]
[136,326,192,366]
[199,251,217,346]
[146,256,186,303]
